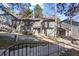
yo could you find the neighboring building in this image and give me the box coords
[59,19,79,39]
[12,16,60,37]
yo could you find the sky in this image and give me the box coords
[30,3,68,21]
[2,3,79,22]
[30,3,79,22]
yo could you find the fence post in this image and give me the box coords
[18,44,19,56]
[9,48,10,56]
[48,42,49,56]
[26,43,27,56]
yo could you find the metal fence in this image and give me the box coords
[0,42,71,56]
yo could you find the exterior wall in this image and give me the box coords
[61,22,79,39]
[33,29,39,34]
[42,21,56,37]
[71,26,79,39]
[46,29,55,36]
[65,30,71,36]
[60,22,71,37]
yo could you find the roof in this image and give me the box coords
[61,19,79,26]
[12,18,41,21]
[12,16,59,21]
[43,16,59,21]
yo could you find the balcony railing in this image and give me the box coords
[0,41,71,56]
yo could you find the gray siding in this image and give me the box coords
[61,22,79,39]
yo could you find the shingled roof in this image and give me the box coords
[61,19,79,26]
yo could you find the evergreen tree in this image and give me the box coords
[34,4,43,18]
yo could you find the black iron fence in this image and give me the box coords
[0,42,71,56]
